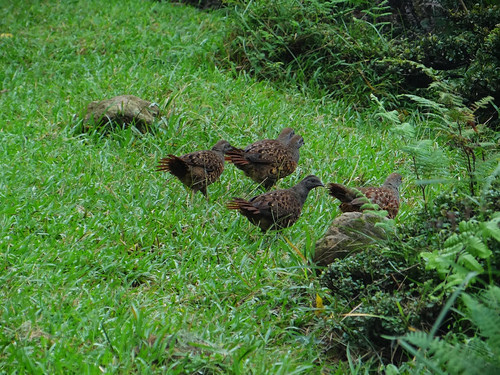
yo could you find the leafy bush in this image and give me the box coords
[319,171,499,365]
[421,215,500,291]
[375,81,499,201]
[222,1,500,126]
[415,169,500,292]
[395,3,500,128]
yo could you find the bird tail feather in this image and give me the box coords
[225,149,250,166]
[157,155,187,178]
[226,198,260,214]
[328,183,355,202]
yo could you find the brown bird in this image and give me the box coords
[227,175,324,231]
[225,130,304,189]
[328,173,403,218]
[157,140,232,197]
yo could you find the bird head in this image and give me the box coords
[289,134,304,149]
[212,140,234,154]
[384,173,403,189]
[277,127,295,144]
[301,175,324,190]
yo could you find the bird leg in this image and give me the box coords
[185,188,194,207]
[200,186,209,202]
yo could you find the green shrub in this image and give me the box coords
[319,172,499,365]
[421,215,500,291]
[397,4,500,128]
[375,81,499,200]
[223,1,500,126]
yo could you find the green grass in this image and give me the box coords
[0,0,417,373]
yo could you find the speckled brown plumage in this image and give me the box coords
[227,175,324,231]
[225,130,304,189]
[328,173,403,218]
[157,140,232,196]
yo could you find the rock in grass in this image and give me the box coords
[313,212,388,268]
[83,95,160,133]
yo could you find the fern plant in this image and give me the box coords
[373,95,451,209]
[404,81,497,196]
[375,82,498,202]
[397,285,500,375]
[421,213,500,291]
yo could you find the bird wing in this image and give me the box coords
[250,190,299,220]
[364,187,399,209]
[248,144,295,165]
[182,150,220,172]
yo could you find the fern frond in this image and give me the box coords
[464,286,500,352]
[465,235,492,259]
[471,96,495,113]
[404,94,446,113]
[422,214,497,291]
[403,331,435,349]
[402,140,450,179]
[481,216,500,242]
[377,109,401,124]
[458,253,484,273]
[400,285,500,374]
[392,122,416,138]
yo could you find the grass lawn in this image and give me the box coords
[1,0,416,372]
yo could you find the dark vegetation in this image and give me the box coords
[320,249,440,363]
[222,0,500,128]
[318,170,499,368]
[164,0,224,10]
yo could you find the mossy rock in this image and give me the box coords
[83,95,160,133]
[313,212,389,268]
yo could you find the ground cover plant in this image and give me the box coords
[1,0,498,373]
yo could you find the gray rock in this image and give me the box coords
[84,95,160,132]
[313,212,388,268]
